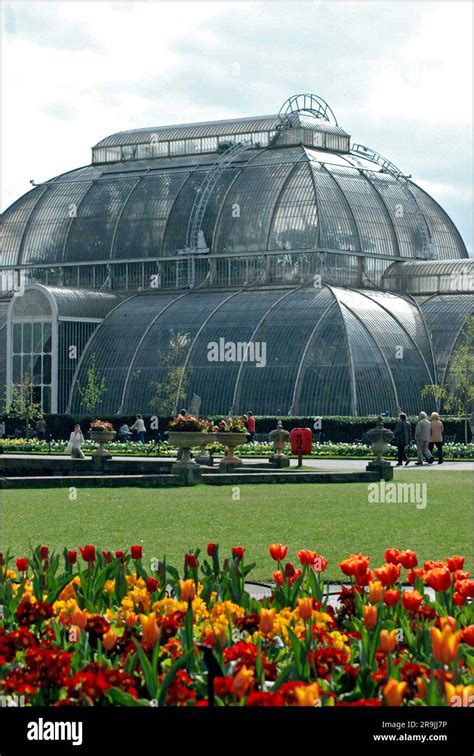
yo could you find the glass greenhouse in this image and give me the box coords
[1,94,472,416]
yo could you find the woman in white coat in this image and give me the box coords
[67,424,85,459]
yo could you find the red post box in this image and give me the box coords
[290,428,313,466]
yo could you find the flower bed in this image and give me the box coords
[2,438,474,459]
[0,545,473,707]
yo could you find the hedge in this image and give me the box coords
[2,414,472,443]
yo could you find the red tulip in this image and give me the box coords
[79,545,96,563]
[384,589,400,606]
[185,553,199,569]
[272,570,283,586]
[312,554,328,573]
[424,567,451,592]
[66,550,77,564]
[115,550,125,563]
[406,568,425,585]
[398,550,418,569]
[269,544,288,561]
[402,590,423,612]
[39,546,49,561]
[453,592,466,606]
[355,570,373,587]
[298,549,315,566]
[461,626,474,647]
[232,547,245,561]
[384,548,400,565]
[207,543,217,557]
[146,578,158,593]
[446,556,465,573]
[101,550,113,564]
[131,545,143,560]
[374,563,401,587]
[455,579,474,598]
[16,558,28,573]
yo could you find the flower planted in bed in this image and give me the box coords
[166,415,216,467]
[89,420,116,458]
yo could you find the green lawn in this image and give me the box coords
[1,470,472,581]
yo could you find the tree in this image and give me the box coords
[77,356,107,414]
[421,314,474,442]
[149,331,190,415]
[7,373,42,437]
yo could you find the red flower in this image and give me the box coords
[402,591,423,612]
[446,556,465,573]
[424,567,451,592]
[16,558,28,573]
[269,544,288,561]
[355,570,373,587]
[283,563,302,585]
[39,546,49,560]
[130,545,142,560]
[384,548,400,564]
[184,553,198,569]
[146,578,158,593]
[406,568,425,585]
[453,592,466,606]
[455,579,474,598]
[339,554,370,577]
[298,549,315,566]
[374,563,401,587]
[398,550,418,569]
[232,547,245,561]
[461,626,474,646]
[312,554,329,573]
[245,690,286,706]
[207,543,217,557]
[383,589,400,606]
[66,550,77,564]
[272,570,283,586]
[115,550,125,563]
[101,551,113,563]
[79,545,96,563]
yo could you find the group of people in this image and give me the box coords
[393,411,445,467]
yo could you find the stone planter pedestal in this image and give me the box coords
[89,430,116,460]
[365,417,393,480]
[268,420,290,468]
[217,432,248,472]
[166,431,216,484]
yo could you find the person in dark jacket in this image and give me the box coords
[393,412,411,466]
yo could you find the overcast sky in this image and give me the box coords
[2,1,472,252]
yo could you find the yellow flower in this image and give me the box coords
[104,580,115,594]
[259,608,276,635]
[383,679,407,706]
[431,626,462,665]
[368,581,384,604]
[179,579,196,602]
[153,598,186,615]
[444,683,474,707]
[294,683,320,707]
[70,608,88,628]
[363,605,378,629]
[58,575,81,601]
[140,613,159,646]
[102,629,118,650]
[379,629,398,653]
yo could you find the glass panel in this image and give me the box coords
[42,386,51,413]
[32,354,42,383]
[43,354,51,384]
[13,323,22,353]
[43,322,52,352]
[12,355,21,383]
[33,322,43,353]
[22,323,32,353]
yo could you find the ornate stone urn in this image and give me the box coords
[166,432,216,467]
[216,431,248,470]
[89,430,116,459]
[268,420,290,468]
[365,416,393,480]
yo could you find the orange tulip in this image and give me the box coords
[383,589,400,606]
[416,676,427,698]
[269,544,288,561]
[374,563,401,587]
[294,683,320,707]
[379,629,397,653]
[179,579,196,602]
[461,625,474,646]
[363,605,378,629]
[259,608,275,635]
[424,567,451,592]
[232,666,254,698]
[431,625,462,664]
[401,590,423,612]
[446,556,464,573]
[368,580,384,603]
[298,549,316,566]
[439,616,456,631]
[140,613,159,646]
[125,612,138,628]
[297,598,314,620]
[70,608,88,629]
[398,550,418,569]
[383,679,408,706]
[102,629,118,650]
[444,683,474,707]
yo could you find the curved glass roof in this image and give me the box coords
[8,284,119,320]
[69,285,436,417]
[2,145,467,270]
[416,294,474,384]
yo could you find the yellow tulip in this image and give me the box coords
[140,613,159,646]
[379,629,397,653]
[416,676,427,699]
[102,629,118,650]
[363,604,378,629]
[297,598,314,620]
[179,579,196,602]
[439,616,456,631]
[368,581,384,604]
[125,612,138,628]
[294,683,320,707]
[383,679,408,706]
[431,625,462,665]
[232,666,254,698]
[259,608,276,635]
[70,608,88,629]
[444,683,474,707]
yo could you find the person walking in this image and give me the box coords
[246,411,256,443]
[36,416,47,440]
[0,419,5,440]
[131,415,146,443]
[429,411,444,464]
[393,412,411,466]
[415,411,434,466]
[67,424,85,459]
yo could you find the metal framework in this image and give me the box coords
[278,93,338,127]
[351,144,434,259]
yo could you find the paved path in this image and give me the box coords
[245,581,436,606]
